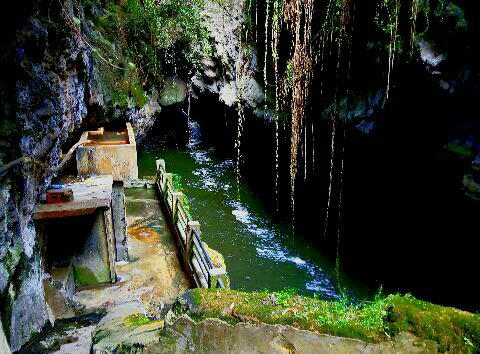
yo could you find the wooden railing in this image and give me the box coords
[155,159,226,289]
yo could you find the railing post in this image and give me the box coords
[208,267,227,288]
[186,221,200,261]
[172,192,184,223]
[155,159,166,186]
[164,173,173,197]
[156,159,166,173]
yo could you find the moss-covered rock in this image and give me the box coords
[178,289,480,353]
[159,78,187,106]
[92,301,164,353]
[385,295,480,353]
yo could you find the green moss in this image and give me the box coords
[385,295,480,353]
[73,266,100,286]
[285,59,294,89]
[184,289,480,353]
[3,243,23,274]
[131,81,149,107]
[92,328,112,344]
[123,313,151,328]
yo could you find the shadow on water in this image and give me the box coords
[139,115,370,300]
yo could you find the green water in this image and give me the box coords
[138,120,364,299]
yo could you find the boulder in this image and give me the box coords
[159,78,187,106]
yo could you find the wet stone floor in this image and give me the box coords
[75,187,191,317]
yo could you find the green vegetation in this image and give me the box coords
[435,1,468,30]
[121,0,210,78]
[82,0,210,108]
[285,59,294,89]
[374,0,403,56]
[182,288,480,353]
[3,243,22,275]
[172,173,191,216]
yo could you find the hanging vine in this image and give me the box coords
[375,0,401,104]
[272,0,284,212]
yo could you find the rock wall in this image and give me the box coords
[0,0,160,350]
[193,0,264,113]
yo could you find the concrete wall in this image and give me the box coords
[77,124,139,182]
[73,211,112,286]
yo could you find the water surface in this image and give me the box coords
[139,120,365,299]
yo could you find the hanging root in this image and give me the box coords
[0,140,92,179]
[324,0,353,240]
[410,0,418,55]
[289,0,314,220]
[384,0,400,104]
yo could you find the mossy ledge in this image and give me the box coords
[177,288,480,353]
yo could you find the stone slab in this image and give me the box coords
[92,301,164,354]
[51,264,75,300]
[44,279,76,323]
[33,176,113,220]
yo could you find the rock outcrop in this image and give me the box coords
[90,314,438,353]
[0,0,160,350]
[193,0,264,113]
[92,301,164,353]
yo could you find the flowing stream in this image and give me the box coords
[138,119,366,299]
